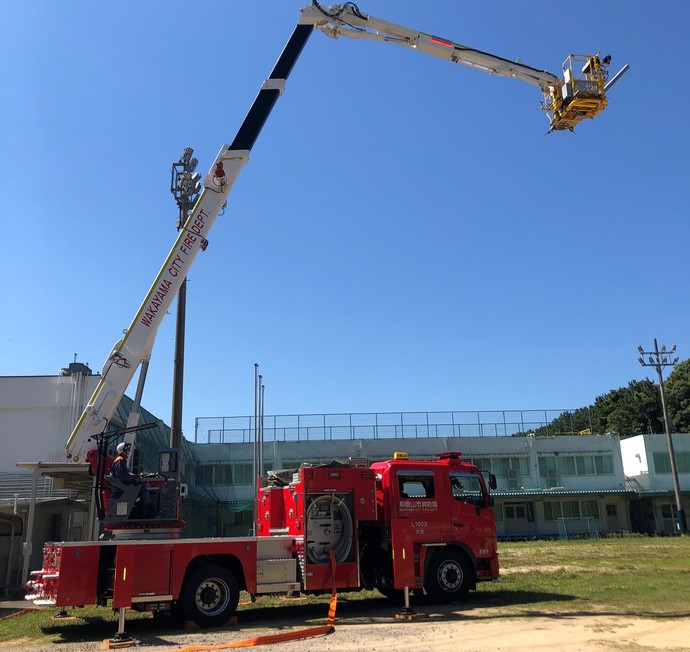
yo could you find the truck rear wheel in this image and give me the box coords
[425,549,472,603]
[182,564,239,628]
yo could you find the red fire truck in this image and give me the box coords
[27,452,498,629]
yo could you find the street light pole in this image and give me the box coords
[638,339,687,533]
[170,148,202,450]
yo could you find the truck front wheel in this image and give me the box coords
[182,565,240,628]
[425,549,472,603]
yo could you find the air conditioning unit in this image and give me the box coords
[547,468,560,487]
[507,469,521,489]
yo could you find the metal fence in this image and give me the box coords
[194,409,581,445]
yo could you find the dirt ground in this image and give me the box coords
[2,603,690,652]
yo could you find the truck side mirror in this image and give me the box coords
[488,473,497,491]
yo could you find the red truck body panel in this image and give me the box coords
[52,544,100,607]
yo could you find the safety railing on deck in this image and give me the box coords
[194,409,581,445]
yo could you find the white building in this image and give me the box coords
[0,363,99,597]
[0,363,98,475]
[621,434,690,533]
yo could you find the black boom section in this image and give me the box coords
[229,23,313,152]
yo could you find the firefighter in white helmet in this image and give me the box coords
[109,442,155,518]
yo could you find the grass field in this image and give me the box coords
[1,536,688,646]
[478,535,690,616]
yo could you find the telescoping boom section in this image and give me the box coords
[304,1,621,132]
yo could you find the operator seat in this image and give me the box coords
[105,477,141,521]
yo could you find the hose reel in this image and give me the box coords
[305,493,354,564]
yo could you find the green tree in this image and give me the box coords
[666,359,690,432]
[512,359,688,438]
[597,379,661,437]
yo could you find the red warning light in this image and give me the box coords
[430,36,453,48]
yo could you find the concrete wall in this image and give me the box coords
[621,433,690,492]
[0,374,100,473]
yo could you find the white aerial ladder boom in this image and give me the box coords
[65,2,626,463]
[306,2,561,88]
[303,1,626,132]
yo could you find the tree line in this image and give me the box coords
[521,359,690,439]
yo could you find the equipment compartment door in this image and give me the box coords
[391,470,442,590]
[54,545,100,607]
[395,470,442,542]
[113,544,173,608]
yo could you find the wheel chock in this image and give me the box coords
[395,607,429,621]
[103,633,136,649]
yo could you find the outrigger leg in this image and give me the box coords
[105,607,135,649]
[395,586,428,621]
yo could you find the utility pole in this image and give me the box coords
[638,339,687,533]
[170,147,202,449]
[253,364,260,535]
[252,364,267,535]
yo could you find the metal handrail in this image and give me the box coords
[194,408,582,445]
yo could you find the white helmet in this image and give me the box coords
[116,442,129,454]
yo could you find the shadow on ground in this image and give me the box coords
[30,590,690,646]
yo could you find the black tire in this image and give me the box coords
[182,565,239,628]
[425,548,473,603]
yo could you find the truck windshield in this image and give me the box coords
[449,473,485,506]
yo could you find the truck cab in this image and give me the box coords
[367,452,498,600]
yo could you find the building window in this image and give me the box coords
[681,452,690,473]
[503,502,535,522]
[581,500,600,519]
[660,503,679,532]
[575,457,594,475]
[466,456,529,477]
[544,500,585,521]
[216,464,233,485]
[197,464,214,485]
[654,451,690,474]
[195,462,258,485]
[539,454,614,477]
[233,463,254,485]
[661,503,677,519]
[505,504,521,519]
[606,504,617,517]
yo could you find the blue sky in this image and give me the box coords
[2,1,689,445]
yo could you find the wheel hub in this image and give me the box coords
[197,581,223,611]
[439,561,462,591]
